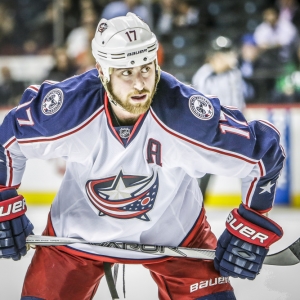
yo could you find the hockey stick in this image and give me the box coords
[26,235,300,266]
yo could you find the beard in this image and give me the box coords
[107,76,158,115]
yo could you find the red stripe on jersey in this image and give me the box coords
[18,107,104,144]
[258,120,280,136]
[150,109,257,165]
[4,137,17,149]
[127,112,145,143]
[180,207,205,247]
[104,94,123,144]
[245,177,258,206]
[6,150,13,186]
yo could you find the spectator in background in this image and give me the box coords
[152,0,175,37]
[24,2,57,54]
[101,0,150,24]
[192,36,245,201]
[0,66,24,107]
[192,36,245,110]
[152,0,212,38]
[12,0,51,54]
[45,47,77,82]
[66,8,98,71]
[0,3,17,55]
[277,0,300,28]
[253,6,299,65]
[238,34,261,103]
[253,6,299,102]
[173,0,200,28]
[60,0,81,41]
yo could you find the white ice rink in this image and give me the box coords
[1,205,300,300]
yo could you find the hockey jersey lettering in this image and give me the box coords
[0,69,285,260]
[147,138,162,166]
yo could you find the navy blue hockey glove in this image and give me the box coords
[0,188,34,260]
[214,203,283,280]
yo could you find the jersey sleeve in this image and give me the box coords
[153,72,285,213]
[0,87,34,187]
[220,106,285,212]
[0,69,103,188]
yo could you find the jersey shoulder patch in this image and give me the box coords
[151,72,221,143]
[13,69,105,139]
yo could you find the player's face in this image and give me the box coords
[107,61,157,115]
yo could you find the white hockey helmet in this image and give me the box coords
[92,12,159,82]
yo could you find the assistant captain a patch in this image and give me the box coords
[41,88,64,115]
[189,95,214,120]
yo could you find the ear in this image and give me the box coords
[96,62,104,78]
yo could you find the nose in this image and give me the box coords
[133,73,145,91]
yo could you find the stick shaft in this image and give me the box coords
[26,235,300,266]
[26,235,215,260]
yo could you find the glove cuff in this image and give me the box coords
[238,204,283,236]
[0,195,27,222]
[0,188,18,201]
[226,207,282,247]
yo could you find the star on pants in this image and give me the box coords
[259,181,275,194]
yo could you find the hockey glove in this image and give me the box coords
[0,188,34,260]
[214,203,283,280]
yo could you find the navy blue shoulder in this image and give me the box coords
[13,69,105,138]
[151,71,221,145]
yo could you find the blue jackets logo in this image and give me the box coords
[189,95,214,120]
[86,170,159,221]
[41,88,64,115]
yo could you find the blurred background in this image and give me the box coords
[0,1,300,299]
[1,0,300,104]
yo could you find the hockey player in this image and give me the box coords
[0,13,285,300]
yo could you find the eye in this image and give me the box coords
[141,66,150,73]
[122,70,132,76]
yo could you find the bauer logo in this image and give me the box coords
[189,95,214,120]
[127,49,147,57]
[190,277,230,293]
[41,88,64,115]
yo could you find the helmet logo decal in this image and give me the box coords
[98,23,108,33]
[41,88,64,115]
[189,95,214,120]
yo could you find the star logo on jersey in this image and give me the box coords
[41,88,64,115]
[189,95,214,120]
[259,181,275,194]
[86,170,159,221]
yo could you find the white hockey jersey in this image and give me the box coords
[0,69,285,261]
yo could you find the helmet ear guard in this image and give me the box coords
[92,12,159,82]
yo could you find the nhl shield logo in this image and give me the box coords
[189,95,214,120]
[41,88,64,115]
[119,128,130,139]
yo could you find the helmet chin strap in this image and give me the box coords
[108,95,127,112]
[98,73,128,112]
